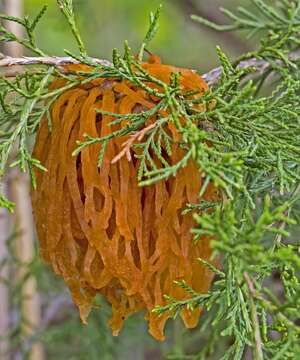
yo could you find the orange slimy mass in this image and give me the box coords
[32,56,217,341]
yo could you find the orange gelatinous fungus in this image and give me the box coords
[31,56,218,341]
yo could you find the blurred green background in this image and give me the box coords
[24,0,253,72]
[2,1,258,359]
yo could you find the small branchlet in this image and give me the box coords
[57,0,86,55]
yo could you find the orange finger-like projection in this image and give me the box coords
[32,56,217,341]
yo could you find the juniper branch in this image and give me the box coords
[1,49,300,85]
[0,55,112,68]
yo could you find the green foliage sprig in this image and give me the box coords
[57,0,86,55]
[0,6,47,56]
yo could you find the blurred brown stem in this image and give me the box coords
[10,173,44,360]
[2,0,24,57]
[0,182,10,360]
[244,273,264,360]
[3,1,44,359]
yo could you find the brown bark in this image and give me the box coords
[2,0,44,359]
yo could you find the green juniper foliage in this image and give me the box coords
[0,0,300,359]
